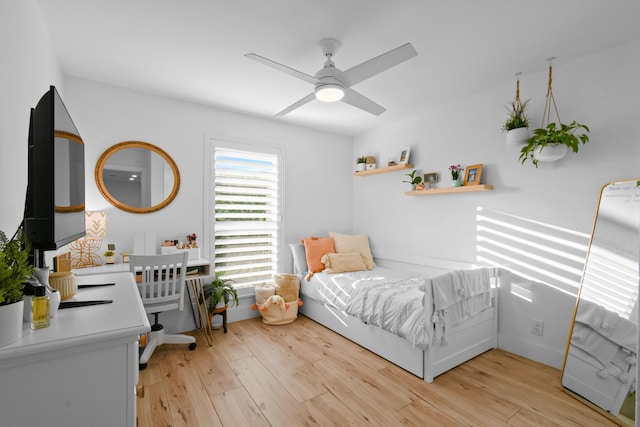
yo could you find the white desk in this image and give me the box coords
[73,258,211,277]
[0,272,150,427]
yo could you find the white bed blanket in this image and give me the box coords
[430,269,492,345]
[300,267,492,350]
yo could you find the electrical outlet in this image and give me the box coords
[531,319,544,336]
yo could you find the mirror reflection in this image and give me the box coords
[563,179,639,425]
[95,141,180,214]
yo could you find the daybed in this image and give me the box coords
[290,234,499,383]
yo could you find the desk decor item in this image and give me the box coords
[68,211,107,268]
[48,271,77,300]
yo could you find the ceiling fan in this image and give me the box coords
[245,38,418,117]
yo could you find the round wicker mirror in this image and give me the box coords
[95,141,180,214]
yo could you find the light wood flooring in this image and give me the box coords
[137,315,618,426]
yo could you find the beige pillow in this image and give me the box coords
[321,252,368,274]
[328,232,376,270]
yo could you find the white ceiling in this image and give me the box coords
[36,0,640,137]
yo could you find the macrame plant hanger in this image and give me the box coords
[541,57,561,127]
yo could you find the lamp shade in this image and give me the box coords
[85,211,107,238]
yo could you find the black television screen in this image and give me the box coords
[24,86,85,266]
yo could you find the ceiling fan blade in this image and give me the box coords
[342,88,386,116]
[274,93,316,117]
[343,43,417,86]
[245,53,317,84]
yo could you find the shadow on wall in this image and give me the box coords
[475,207,592,366]
[475,207,590,296]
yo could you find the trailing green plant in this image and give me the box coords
[356,155,367,164]
[202,272,239,311]
[402,169,423,185]
[0,228,32,306]
[519,121,590,167]
[103,250,115,257]
[503,99,531,131]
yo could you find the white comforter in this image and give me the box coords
[300,267,492,350]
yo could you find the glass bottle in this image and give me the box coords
[31,285,50,329]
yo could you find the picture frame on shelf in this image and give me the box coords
[424,172,438,189]
[398,147,411,165]
[463,164,483,185]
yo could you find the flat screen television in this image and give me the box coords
[24,86,85,267]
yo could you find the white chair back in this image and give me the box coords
[130,251,189,313]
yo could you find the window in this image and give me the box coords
[209,142,281,289]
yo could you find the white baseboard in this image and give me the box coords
[498,333,565,369]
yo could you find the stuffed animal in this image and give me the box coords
[256,294,303,325]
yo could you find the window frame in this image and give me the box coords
[204,134,285,290]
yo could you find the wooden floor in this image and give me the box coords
[137,315,618,426]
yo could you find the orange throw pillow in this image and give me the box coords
[301,237,335,276]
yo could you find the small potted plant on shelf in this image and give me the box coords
[403,169,424,190]
[103,250,115,264]
[519,121,590,167]
[355,155,367,172]
[0,228,32,347]
[449,164,463,187]
[503,99,531,147]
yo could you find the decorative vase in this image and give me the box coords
[506,127,530,147]
[533,144,568,162]
[0,300,24,347]
[451,178,462,187]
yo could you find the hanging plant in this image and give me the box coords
[503,72,532,147]
[519,58,590,167]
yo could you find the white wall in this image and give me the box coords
[61,76,353,331]
[353,39,640,368]
[0,0,63,234]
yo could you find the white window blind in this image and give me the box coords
[213,147,280,288]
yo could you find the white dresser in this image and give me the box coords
[0,272,150,427]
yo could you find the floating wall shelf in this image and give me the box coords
[405,184,493,196]
[354,163,413,177]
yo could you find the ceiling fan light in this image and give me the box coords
[315,83,344,102]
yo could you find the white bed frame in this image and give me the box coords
[298,256,499,383]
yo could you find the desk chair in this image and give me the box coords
[131,251,196,369]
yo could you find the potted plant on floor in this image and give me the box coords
[403,169,424,190]
[202,273,239,330]
[0,229,33,347]
[519,121,590,167]
[355,155,367,172]
[202,273,239,311]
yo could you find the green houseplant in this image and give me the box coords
[402,169,424,190]
[202,273,239,312]
[355,155,367,172]
[519,121,590,167]
[0,228,33,347]
[503,98,531,131]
